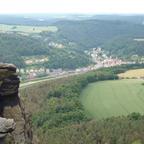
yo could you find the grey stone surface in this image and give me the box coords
[0,117,15,138]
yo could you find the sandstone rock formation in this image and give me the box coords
[0,117,15,138]
[0,63,32,144]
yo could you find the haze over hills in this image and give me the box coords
[1,14,144,25]
[0,14,144,70]
[0,14,95,25]
[93,15,144,24]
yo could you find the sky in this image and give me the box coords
[0,0,144,14]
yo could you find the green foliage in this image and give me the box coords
[128,112,143,120]
[31,67,119,141]
[0,33,47,68]
[28,65,144,143]
[38,116,144,144]
[44,48,91,69]
[0,33,91,69]
[2,19,144,68]
[55,20,144,51]
[102,37,144,58]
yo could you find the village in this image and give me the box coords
[18,47,135,80]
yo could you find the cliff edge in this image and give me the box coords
[0,63,32,144]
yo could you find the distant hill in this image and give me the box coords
[1,16,144,68]
[102,37,144,59]
[54,19,144,59]
[92,15,144,24]
[0,14,94,25]
[55,19,144,48]
[0,15,56,25]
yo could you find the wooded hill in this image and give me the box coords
[0,33,91,69]
[1,18,144,68]
[55,19,144,48]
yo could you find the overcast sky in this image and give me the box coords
[0,0,144,14]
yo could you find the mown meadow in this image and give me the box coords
[80,79,144,119]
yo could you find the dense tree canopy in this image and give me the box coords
[0,33,91,69]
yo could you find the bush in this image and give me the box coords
[128,112,142,120]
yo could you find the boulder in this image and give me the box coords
[0,117,15,138]
[0,63,16,72]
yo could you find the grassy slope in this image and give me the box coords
[80,79,144,119]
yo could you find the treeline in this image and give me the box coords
[101,63,144,75]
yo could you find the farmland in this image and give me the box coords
[80,79,144,119]
[0,24,58,34]
[118,68,144,78]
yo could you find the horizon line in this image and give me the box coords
[1,13,144,16]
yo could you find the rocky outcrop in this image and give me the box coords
[0,63,32,144]
[0,117,15,138]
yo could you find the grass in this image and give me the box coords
[118,69,144,78]
[80,79,144,119]
[0,24,58,34]
[132,140,142,144]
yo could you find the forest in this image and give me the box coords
[1,19,144,69]
[20,64,144,144]
[0,33,91,69]
[55,19,144,49]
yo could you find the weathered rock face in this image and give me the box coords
[0,117,15,138]
[0,63,32,144]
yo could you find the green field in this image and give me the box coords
[0,24,58,34]
[80,79,144,119]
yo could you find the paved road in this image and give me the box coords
[20,72,83,89]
